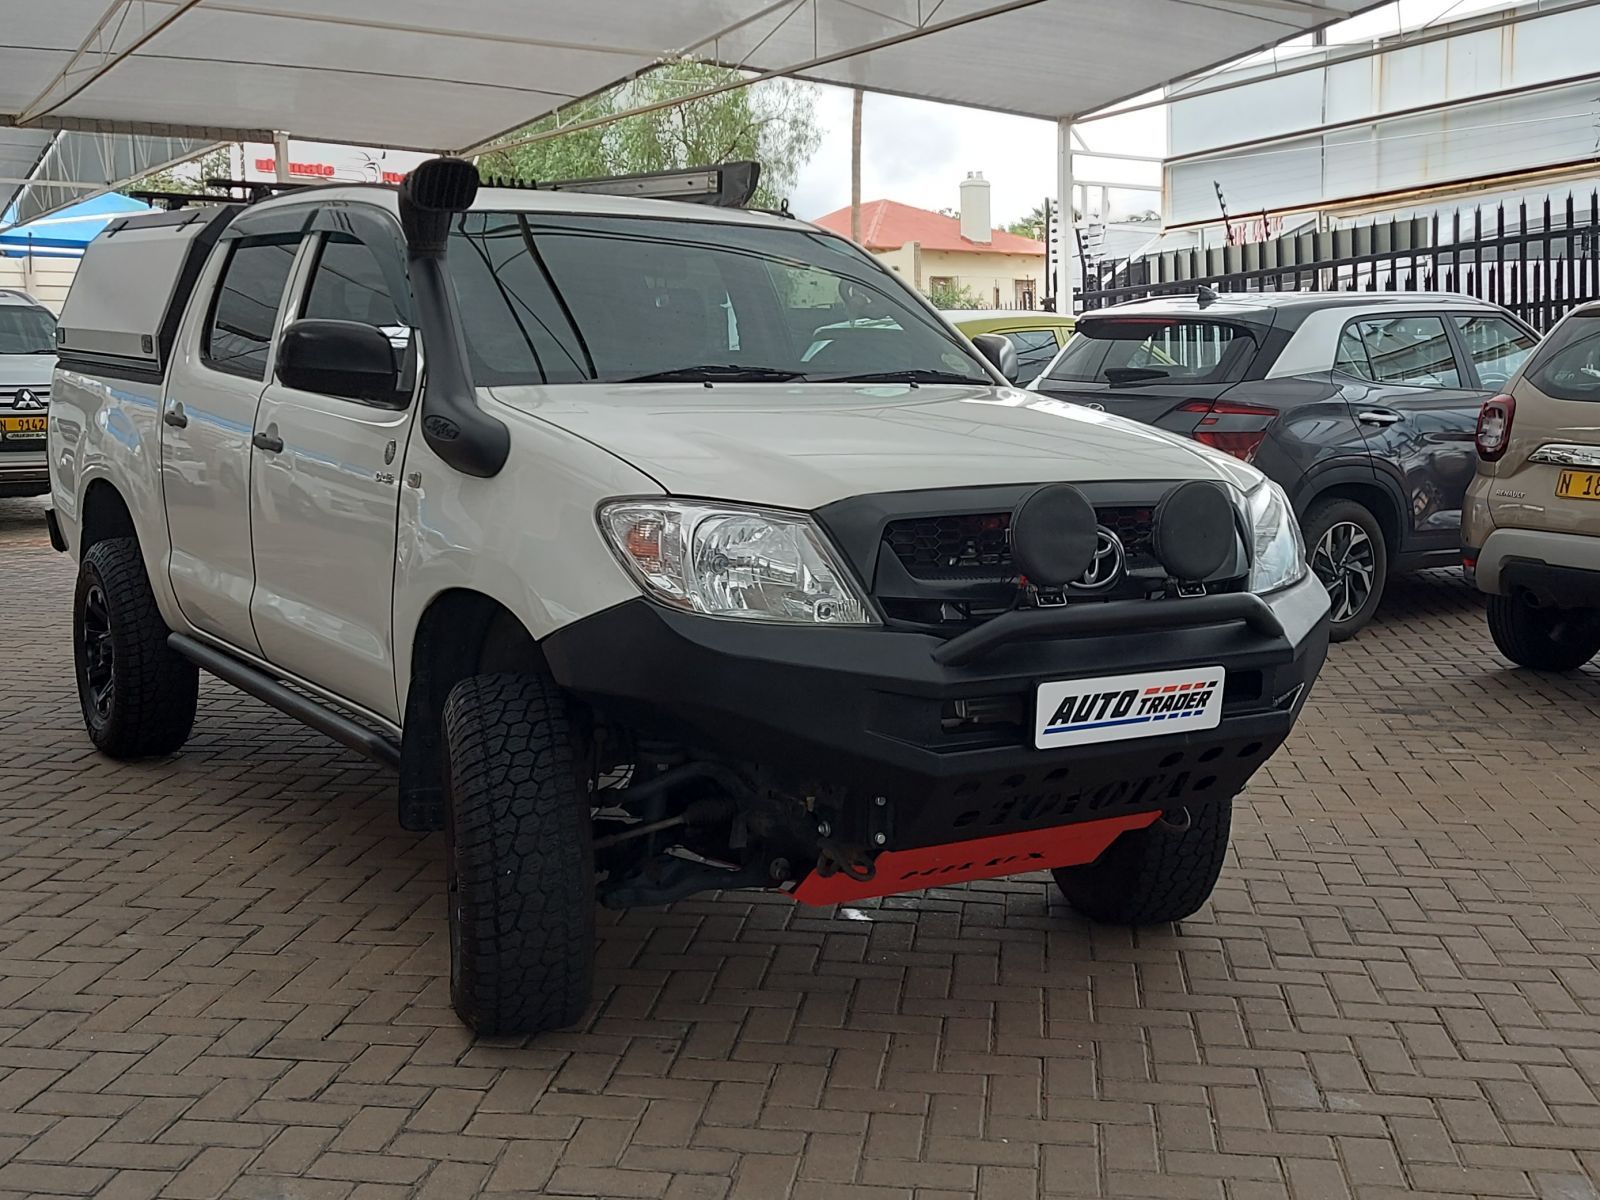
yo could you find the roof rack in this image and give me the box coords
[480,160,761,209]
[127,178,311,211]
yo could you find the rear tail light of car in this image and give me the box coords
[1475,394,1515,461]
[1177,399,1277,463]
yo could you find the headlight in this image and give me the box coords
[599,500,878,625]
[1244,480,1306,594]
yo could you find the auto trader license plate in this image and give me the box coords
[1035,666,1226,749]
[0,416,46,441]
[1555,469,1600,501]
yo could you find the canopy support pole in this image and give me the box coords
[273,132,291,184]
[1056,116,1075,316]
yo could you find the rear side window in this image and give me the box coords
[1043,319,1253,386]
[1336,315,1460,388]
[1526,317,1600,402]
[204,236,298,381]
[1001,329,1060,384]
[1453,314,1536,388]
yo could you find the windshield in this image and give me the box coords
[446,212,989,386]
[0,304,56,355]
[1042,317,1254,386]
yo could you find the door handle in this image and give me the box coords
[162,402,188,429]
[1357,410,1404,427]
[251,427,284,453]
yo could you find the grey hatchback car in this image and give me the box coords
[1030,292,1538,638]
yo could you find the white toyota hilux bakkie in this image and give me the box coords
[47,158,1329,1036]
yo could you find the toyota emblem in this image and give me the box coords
[1069,526,1125,591]
[1085,402,1105,412]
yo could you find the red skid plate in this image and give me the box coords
[790,810,1160,906]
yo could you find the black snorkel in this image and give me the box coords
[398,157,510,478]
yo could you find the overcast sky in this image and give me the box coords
[787,84,1166,226]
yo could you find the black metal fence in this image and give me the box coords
[1078,192,1600,332]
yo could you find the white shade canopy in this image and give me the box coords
[2,1,1379,153]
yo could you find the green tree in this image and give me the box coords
[928,279,981,310]
[121,146,236,197]
[477,63,820,209]
[1005,201,1084,239]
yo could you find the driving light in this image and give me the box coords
[600,501,877,625]
[1244,481,1306,595]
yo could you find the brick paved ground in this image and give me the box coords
[2,494,1600,1199]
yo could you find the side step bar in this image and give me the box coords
[168,633,401,770]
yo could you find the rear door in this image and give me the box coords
[1031,315,1262,428]
[1335,312,1485,551]
[161,216,303,656]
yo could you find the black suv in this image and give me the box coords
[1031,292,1538,638]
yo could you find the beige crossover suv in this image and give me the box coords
[1465,302,1600,669]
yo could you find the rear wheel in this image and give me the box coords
[442,672,595,1036]
[73,537,198,759]
[1487,592,1600,671]
[1304,498,1387,642]
[1053,800,1231,925]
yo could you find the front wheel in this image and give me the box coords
[1303,498,1388,642]
[1053,799,1232,925]
[442,672,595,1037]
[73,537,198,758]
[1487,592,1600,671]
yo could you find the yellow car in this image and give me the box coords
[951,310,1076,386]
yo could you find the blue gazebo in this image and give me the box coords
[0,192,154,259]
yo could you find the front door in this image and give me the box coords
[161,227,301,656]
[248,212,414,722]
[1334,312,1485,552]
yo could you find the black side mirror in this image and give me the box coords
[971,332,1019,383]
[277,319,401,404]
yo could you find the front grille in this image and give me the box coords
[886,513,1012,580]
[884,506,1159,581]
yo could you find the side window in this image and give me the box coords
[204,236,299,381]
[302,233,405,337]
[1003,329,1061,385]
[1334,324,1372,378]
[1452,314,1537,389]
[1344,315,1461,388]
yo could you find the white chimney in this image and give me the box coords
[959,171,991,244]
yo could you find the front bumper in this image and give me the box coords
[0,449,47,495]
[543,576,1329,854]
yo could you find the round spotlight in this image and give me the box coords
[1010,483,1098,587]
[1151,480,1235,582]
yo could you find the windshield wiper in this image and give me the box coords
[618,364,804,383]
[1103,367,1170,385]
[807,369,981,386]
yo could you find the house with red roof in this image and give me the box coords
[813,172,1046,309]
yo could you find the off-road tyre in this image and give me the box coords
[1303,498,1387,642]
[442,672,594,1037]
[73,537,197,758]
[1487,592,1600,671]
[1053,799,1232,925]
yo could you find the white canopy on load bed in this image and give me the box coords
[0,1,1381,301]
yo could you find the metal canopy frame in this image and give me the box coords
[0,0,1385,303]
